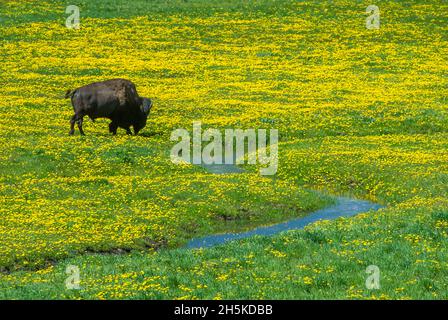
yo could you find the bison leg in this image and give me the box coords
[109,122,118,135]
[69,115,76,135]
[76,115,85,136]
[126,127,132,135]
[133,125,142,135]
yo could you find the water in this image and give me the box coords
[200,162,245,174]
[186,197,383,249]
[189,162,383,249]
[199,155,245,174]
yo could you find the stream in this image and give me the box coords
[186,196,383,249]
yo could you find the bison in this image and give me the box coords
[65,79,152,136]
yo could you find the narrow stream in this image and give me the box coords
[186,197,383,249]
[187,162,383,249]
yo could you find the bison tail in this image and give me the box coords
[64,89,74,99]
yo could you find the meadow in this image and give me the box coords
[0,0,447,299]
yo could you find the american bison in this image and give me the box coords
[65,79,152,135]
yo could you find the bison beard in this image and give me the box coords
[65,78,152,136]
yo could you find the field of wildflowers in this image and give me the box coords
[0,0,447,299]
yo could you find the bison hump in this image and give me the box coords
[110,80,139,107]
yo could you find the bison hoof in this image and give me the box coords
[69,130,74,135]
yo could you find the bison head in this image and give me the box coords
[134,97,153,134]
[140,98,153,116]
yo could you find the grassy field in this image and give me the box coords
[0,0,447,299]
